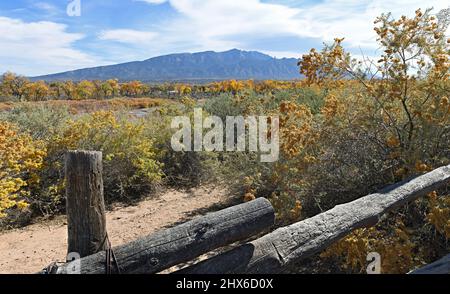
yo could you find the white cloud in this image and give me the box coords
[99,29,159,45]
[102,0,309,59]
[261,50,302,59]
[159,0,307,52]
[296,0,449,49]
[169,0,305,37]
[0,17,100,76]
[130,0,450,56]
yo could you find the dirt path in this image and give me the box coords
[0,186,230,274]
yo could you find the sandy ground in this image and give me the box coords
[0,186,230,274]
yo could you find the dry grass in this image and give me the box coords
[0,97,170,114]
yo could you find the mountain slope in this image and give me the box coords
[32,49,300,82]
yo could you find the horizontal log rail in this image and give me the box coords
[409,254,450,274]
[44,197,274,274]
[177,164,450,274]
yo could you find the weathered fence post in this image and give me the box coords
[65,150,107,258]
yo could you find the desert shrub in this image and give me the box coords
[0,105,71,219]
[426,190,450,239]
[204,93,244,120]
[320,219,415,274]
[0,121,46,219]
[0,109,164,222]
[148,99,221,187]
[0,104,70,140]
[203,89,327,222]
[0,97,166,114]
[50,111,163,204]
[321,189,450,273]
[205,88,325,119]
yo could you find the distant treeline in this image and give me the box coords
[0,72,304,102]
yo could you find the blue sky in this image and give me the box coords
[0,0,448,76]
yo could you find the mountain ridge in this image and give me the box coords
[32,49,300,82]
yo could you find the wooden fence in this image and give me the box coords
[40,151,450,274]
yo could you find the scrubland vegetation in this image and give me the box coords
[0,8,449,273]
[0,97,166,113]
